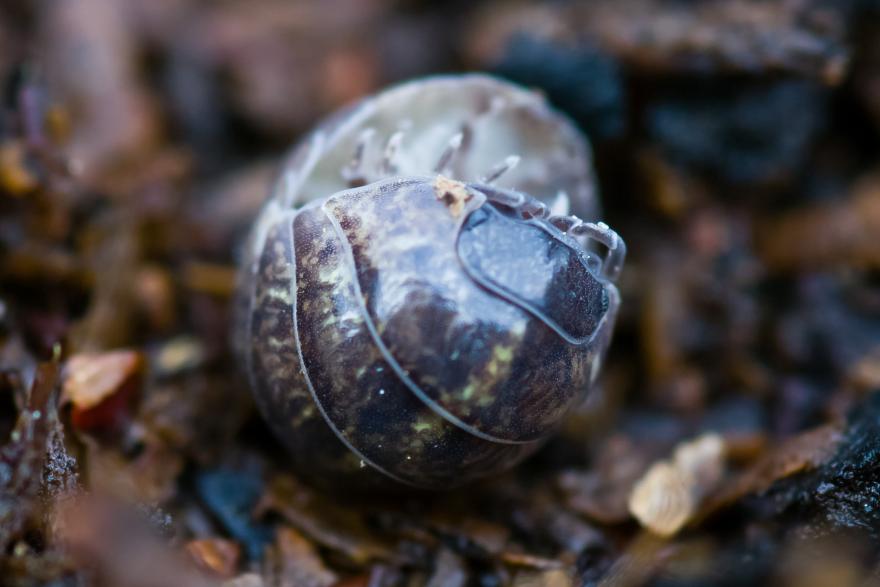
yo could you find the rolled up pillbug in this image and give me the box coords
[233,74,625,490]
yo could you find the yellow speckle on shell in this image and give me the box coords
[434,175,472,218]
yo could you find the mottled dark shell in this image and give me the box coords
[234,75,624,490]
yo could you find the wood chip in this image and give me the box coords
[270,526,338,587]
[628,434,725,537]
[759,172,880,270]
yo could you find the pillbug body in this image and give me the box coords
[234,75,624,490]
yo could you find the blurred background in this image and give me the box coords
[1,0,880,586]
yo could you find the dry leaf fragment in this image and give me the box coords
[628,434,725,536]
[62,350,144,436]
[63,350,143,410]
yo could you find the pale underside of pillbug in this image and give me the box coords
[233,74,625,490]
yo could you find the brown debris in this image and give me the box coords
[186,538,242,579]
[186,161,277,258]
[468,0,851,82]
[512,568,572,587]
[268,526,339,587]
[703,423,844,516]
[257,476,394,565]
[558,435,659,525]
[135,265,177,333]
[573,0,851,83]
[39,0,161,176]
[83,435,184,503]
[759,172,880,271]
[0,142,39,196]
[55,494,215,587]
[182,0,384,137]
[596,533,672,587]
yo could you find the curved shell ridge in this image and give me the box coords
[319,180,533,446]
[293,197,536,486]
[286,206,421,487]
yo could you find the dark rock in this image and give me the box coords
[195,467,273,561]
[647,79,827,184]
[492,33,626,140]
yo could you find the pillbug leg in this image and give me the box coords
[474,185,622,282]
[481,155,521,185]
[545,214,592,267]
[548,214,582,233]
[433,131,464,175]
[480,186,525,208]
[379,130,405,177]
[549,191,571,216]
[342,127,376,188]
[571,221,627,282]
